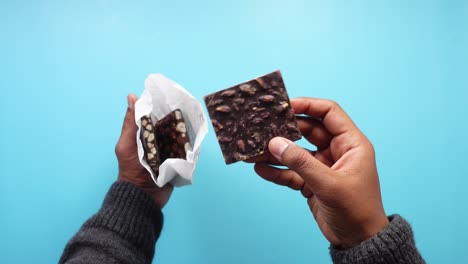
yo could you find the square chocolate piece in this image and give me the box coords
[204,70,302,164]
[155,109,193,162]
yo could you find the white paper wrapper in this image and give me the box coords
[135,73,208,187]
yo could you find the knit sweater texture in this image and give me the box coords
[59,181,163,264]
[59,182,425,263]
[330,215,425,263]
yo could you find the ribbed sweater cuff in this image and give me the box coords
[330,215,425,264]
[84,181,163,256]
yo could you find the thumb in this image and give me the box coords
[118,94,138,148]
[268,137,333,193]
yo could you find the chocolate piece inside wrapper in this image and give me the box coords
[140,109,193,176]
[155,109,193,162]
[140,114,161,173]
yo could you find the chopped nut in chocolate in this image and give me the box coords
[203,70,302,164]
[155,109,193,162]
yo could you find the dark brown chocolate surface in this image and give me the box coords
[204,70,302,164]
[155,109,193,162]
[140,114,161,174]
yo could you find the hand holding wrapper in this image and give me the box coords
[135,74,208,188]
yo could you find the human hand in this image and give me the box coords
[250,98,389,248]
[115,94,173,209]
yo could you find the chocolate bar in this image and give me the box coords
[204,70,302,164]
[155,109,193,162]
[140,114,161,173]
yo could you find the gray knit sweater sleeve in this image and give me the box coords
[59,181,163,264]
[330,215,425,264]
[59,182,424,264]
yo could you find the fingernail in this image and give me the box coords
[269,137,290,160]
[127,95,134,110]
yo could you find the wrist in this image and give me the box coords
[330,215,424,263]
[117,177,157,201]
[341,214,390,248]
[117,177,173,210]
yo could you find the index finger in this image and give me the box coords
[291,98,359,137]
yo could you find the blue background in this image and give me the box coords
[1,0,467,263]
